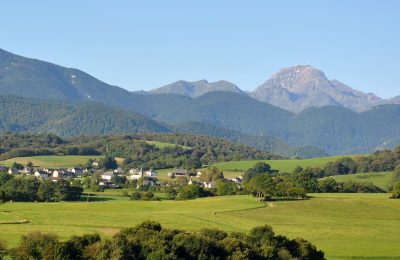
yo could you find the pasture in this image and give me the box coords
[144,140,190,150]
[0,155,125,168]
[210,155,359,179]
[0,193,399,259]
[329,171,393,190]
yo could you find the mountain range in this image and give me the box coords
[0,48,399,156]
[150,79,244,98]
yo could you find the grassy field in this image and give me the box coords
[0,155,103,168]
[211,155,358,173]
[210,155,360,179]
[144,140,190,149]
[0,155,125,168]
[328,172,393,190]
[0,193,399,259]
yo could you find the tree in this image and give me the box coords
[199,167,224,182]
[100,156,117,170]
[291,168,319,193]
[243,162,272,183]
[11,162,24,170]
[246,174,276,201]
[216,180,238,196]
[177,185,206,200]
[389,165,400,191]
[318,178,339,192]
[392,181,400,199]
[131,191,142,200]
[275,180,306,199]
[10,231,58,259]
[37,180,55,202]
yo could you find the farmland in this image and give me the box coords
[0,155,104,168]
[0,193,399,259]
[329,171,393,190]
[209,155,360,179]
[211,155,360,173]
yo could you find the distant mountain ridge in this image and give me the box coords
[150,79,245,98]
[250,65,384,112]
[0,94,323,158]
[1,47,400,156]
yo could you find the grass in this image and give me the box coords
[0,193,399,259]
[144,140,190,150]
[210,155,359,176]
[0,155,123,168]
[328,172,393,190]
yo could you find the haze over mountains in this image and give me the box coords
[0,48,400,156]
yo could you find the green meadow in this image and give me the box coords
[0,155,103,168]
[210,155,360,179]
[144,140,190,149]
[329,171,393,190]
[211,155,359,173]
[1,193,399,259]
[0,155,126,168]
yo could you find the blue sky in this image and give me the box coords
[1,1,399,97]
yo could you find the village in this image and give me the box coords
[0,161,243,191]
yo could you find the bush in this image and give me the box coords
[5,221,324,260]
[177,185,207,200]
[130,191,142,200]
[392,181,400,198]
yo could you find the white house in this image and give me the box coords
[231,176,243,184]
[8,168,19,175]
[202,181,216,189]
[129,168,143,180]
[52,170,64,178]
[34,171,49,180]
[144,169,157,178]
[113,168,125,175]
[52,169,75,179]
[101,171,115,181]
[68,167,83,176]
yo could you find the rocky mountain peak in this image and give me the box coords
[251,65,383,112]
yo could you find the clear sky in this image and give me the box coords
[1,0,399,97]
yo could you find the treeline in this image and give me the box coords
[0,173,83,202]
[240,162,384,201]
[320,147,400,177]
[0,221,325,260]
[0,133,280,169]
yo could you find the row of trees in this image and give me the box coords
[0,221,324,259]
[241,162,384,201]
[0,173,83,202]
[321,147,400,177]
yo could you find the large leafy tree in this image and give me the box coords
[246,174,276,201]
[243,162,272,183]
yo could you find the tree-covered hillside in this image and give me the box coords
[0,95,169,135]
[173,122,328,158]
[0,133,281,168]
[0,95,326,158]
